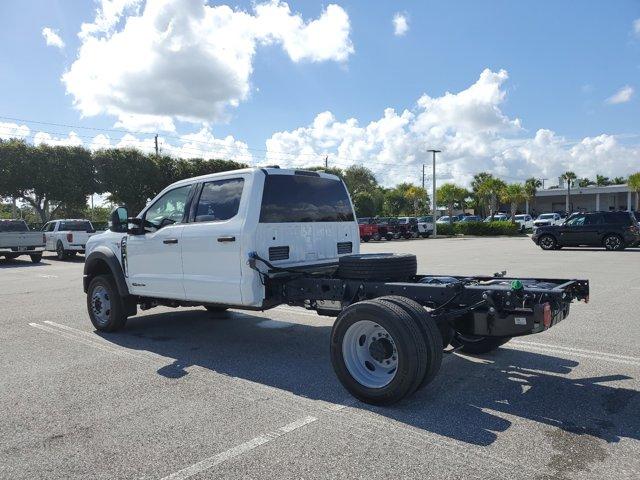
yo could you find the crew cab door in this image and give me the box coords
[181,176,246,305]
[126,184,193,300]
[42,222,56,250]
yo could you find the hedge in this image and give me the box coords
[436,221,520,236]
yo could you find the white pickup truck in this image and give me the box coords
[42,219,97,259]
[83,167,589,405]
[0,219,45,263]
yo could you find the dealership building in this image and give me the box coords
[525,184,638,215]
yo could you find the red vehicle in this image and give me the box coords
[357,218,379,242]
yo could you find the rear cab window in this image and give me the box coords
[194,178,244,222]
[260,174,354,223]
[0,220,29,232]
[60,221,94,231]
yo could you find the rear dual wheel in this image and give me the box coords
[330,297,442,405]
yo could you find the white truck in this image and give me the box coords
[42,219,97,260]
[0,219,45,263]
[83,167,589,405]
[416,216,434,238]
[513,214,534,232]
[533,213,564,229]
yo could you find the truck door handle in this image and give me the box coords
[217,236,236,243]
[163,238,179,244]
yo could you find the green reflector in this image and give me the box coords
[511,279,523,291]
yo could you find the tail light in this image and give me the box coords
[543,302,552,328]
[67,233,73,243]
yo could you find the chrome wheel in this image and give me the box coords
[539,235,555,250]
[342,320,398,388]
[604,235,622,251]
[91,285,111,326]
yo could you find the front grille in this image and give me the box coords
[268,246,289,261]
[337,241,352,254]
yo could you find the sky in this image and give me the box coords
[0,0,639,188]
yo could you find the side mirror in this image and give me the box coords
[109,206,129,233]
[127,217,145,235]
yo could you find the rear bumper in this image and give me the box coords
[461,302,570,338]
[0,246,45,254]
[67,244,86,252]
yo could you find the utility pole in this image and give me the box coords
[427,149,441,237]
[325,155,328,169]
[11,197,17,218]
[422,164,426,189]
[154,134,159,156]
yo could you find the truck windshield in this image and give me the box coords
[60,221,93,231]
[0,220,29,232]
[260,174,355,223]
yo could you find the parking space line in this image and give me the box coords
[507,341,640,367]
[160,416,317,480]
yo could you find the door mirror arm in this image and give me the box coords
[127,217,145,235]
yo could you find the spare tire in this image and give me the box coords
[337,253,417,281]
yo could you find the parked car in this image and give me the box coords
[484,214,509,222]
[533,213,563,229]
[416,215,434,237]
[458,215,482,223]
[532,211,640,251]
[83,166,589,405]
[437,215,463,224]
[513,214,534,232]
[373,217,396,241]
[357,217,382,242]
[396,217,420,238]
[0,219,45,263]
[42,219,98,259]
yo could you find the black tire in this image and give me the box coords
[362,236,370,243]
[372,232,381,241]
[30,254,42,263]
[538,234,557,250]
[87,275,128,332]
[204,305,228,313]
[376,296,443,390]
[385,233,394,241]
[56,241,67,260]
[330,299,428,405]
[451,333,511,354]
[603,234,624,251]
[337,253,417,281]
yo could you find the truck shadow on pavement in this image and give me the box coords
[99,308,640,448]
[0,258,49,268]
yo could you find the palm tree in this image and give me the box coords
[595,175,611,186]
[500,184,527,223]
[561,171,577,213]
[436,183,468,225]
[628,173,640,212]
[471,172,494,217]
[612,176,626,185]
[478,177,507,219]
[524,177,542,214]
[577,178,594,187]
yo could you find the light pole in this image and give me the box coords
[427,149,441,237]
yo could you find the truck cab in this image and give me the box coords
[42,219,97,259]
[85,168,358,309]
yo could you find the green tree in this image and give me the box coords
[524,177,542,213]
[306,165,345,179]
[561,171,577,213]
[612,176,626,185]
[500,183,526,221]
[352,191,377,217]
[0,140,96,222]
[477,177,507,219]
[628,172,640,212]
[383,189,411,216]
[342,165,378,195]
[595,175,611,186]
[471,172,495,217]
[577,178,594,187]
[436,183,468,225]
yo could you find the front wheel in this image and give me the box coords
[87,275,128,332]
[30,254,42,263]
[603,234,624,251]
[372,233,381,241]
[538,234,557,250]
[451,333,511,354]
[362,236,370,243]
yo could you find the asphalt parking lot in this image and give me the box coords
[1,237,639,479]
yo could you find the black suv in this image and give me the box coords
[532,211,640,251]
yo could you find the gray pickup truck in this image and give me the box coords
[0,220,45,263]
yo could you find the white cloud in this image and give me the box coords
[33,131,83,147]
[0,122,30,140]
[392,13,408,36]
[265,69,640,187]
[606,85,634,104]
[633,18,640,37]
[63,0,353,132]
[42,27,65,49]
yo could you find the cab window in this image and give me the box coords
[144,185,192,229]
